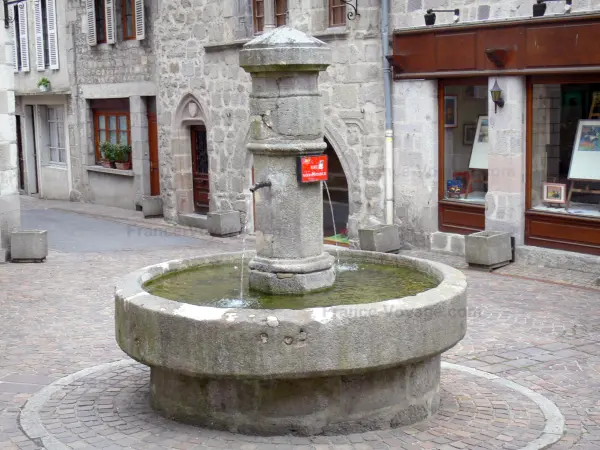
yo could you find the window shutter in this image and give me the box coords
[47,0,59,69]
[86,0,97,46]
[134,0,145,40]
[34,0,45,71]
[10,13,18,72]
[18,3,30,72]
[105,0,116,44]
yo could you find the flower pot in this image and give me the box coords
[39,84,49,92]
[100,160,113,168]
[115,162,132,170]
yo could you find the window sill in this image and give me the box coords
[86,165,135,177]
[314,27,349,40]
[204,39,252,53]
[92,39,142,51]
[45,163,68,170]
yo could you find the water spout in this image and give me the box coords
[249,180,272,193]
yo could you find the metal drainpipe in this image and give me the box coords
[382,0,394,225]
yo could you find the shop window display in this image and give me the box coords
[443,85,489,204]
[531,83,600,218]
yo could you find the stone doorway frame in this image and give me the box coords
[171,93,210,218]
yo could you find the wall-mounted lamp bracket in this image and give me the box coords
[533,0,572,17]
[3,0,26,29]
[339,0,360,20]
[424,8,460,26]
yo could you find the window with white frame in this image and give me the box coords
[48,106,66,164]
[85,0,145,45]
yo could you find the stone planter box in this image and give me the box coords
[142,196,163,218]
[358,225,401,253]
[207,210,241,237]
[10,230,48,262]
[465,231,513,270]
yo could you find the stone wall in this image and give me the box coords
[392,80,438,248]
[65,0,158,201]
[485,76,526,245]
[0,14,20,260]
[390,0,595,29]
[155,0,385,240]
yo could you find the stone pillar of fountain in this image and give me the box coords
[240,27,334,295]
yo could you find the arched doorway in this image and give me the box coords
[171,94,210,219]
[323,138,349,246]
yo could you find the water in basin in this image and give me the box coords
[144,260,438,310]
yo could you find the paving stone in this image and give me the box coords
[2,200,600,449]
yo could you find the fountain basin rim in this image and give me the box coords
[115,248,467,380]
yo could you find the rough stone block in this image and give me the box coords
[207,210,241,237]
[465,231,512,270]
[358,225,401,253]
[10,230,48,262]
[430,232,449,253]
[141,196,163,218]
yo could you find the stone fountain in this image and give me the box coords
[115,27,467,437]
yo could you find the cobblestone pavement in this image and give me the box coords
[1,202,600,449]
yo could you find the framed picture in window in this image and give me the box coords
[444,96,458,128]
[463,123,476,145]
[542,182,567,204]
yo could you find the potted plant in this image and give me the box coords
[114,144,132,170]
[99,142,115,168]
[37,77,50,92]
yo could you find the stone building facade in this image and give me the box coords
[0,8,20,261]
[55,0,386,244]
[40,0,600,256]
[390,0,600,256]
[64,0,158,210]
[155,0,385,238]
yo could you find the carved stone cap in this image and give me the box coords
[239,27,332,73]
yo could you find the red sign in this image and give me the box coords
[298,155,328,183]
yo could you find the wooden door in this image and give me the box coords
[191,126,209,214]
[148,113,160,196]
[16,116,25,191]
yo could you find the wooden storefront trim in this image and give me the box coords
[392,13,600,79]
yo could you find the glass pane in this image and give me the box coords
[531,83,600,218]
[443,85,488,205]
[49,123,58,148]
[119,131,128,144]
[127,16,134,36]
[119,116,128,131]
[109,131,117,143]
[58,123,65,149]
[99,131,106,143]
[109,116,117,130]
[56,106,64,122]
[48,107,55,121]
[50,148,57,162]
[59,148,66,163]
[98,115,106,129]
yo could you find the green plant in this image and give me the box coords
[37,77,50,88]
[100,142,117,162]
[114,144,132,163]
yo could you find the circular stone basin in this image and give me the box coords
[115,248,467,436]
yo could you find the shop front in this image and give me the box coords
[391,12,600,255]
